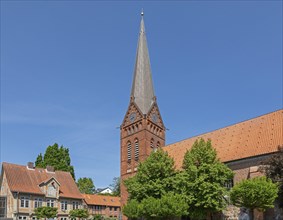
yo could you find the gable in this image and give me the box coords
[164,109,283,169]
[39,177,61,198]
[39,176,61,187]
[147,103,165,129]
[121,102,143,127]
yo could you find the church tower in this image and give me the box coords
[120,13,166,210]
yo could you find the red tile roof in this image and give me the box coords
[164,109,283,169]
[82,194,120,207]
[2,162,82,199]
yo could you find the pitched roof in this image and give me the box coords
[2,162,82,199]
[96,187,112,193]
[82,194,120,207]
[164,109,283,169]
[131,15,155,115]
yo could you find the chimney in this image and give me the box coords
[46,165,55,172]
[27,162,34,169]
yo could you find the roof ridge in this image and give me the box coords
[2,162,72,174]
[82,193,120,198]
[164,109,283,147]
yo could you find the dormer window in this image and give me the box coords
[47,184,56,197]
[40,177,60,198]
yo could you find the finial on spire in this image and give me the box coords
[141,8,144,16]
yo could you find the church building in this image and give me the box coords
[120,13,283,220]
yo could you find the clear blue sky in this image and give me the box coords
[1,1,282,188]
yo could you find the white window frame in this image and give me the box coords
[72,201,79,210]
[47,199,55,207]
[34,198,43,208]
[20,197,29,208]
[61,200,68,210]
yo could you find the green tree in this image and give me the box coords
[34,207,57,219]
[123,140,233,219]
[77,177,95,194]
[125,149,176,201]
[261,147,283,208]
[35,143,75,179]
[109,177,120,196]
[69,209,89,220]
[92,214,103,220]
[123,193,188,220]
[230,176,279,220]
[122,199,141,220]
[35,153,44,168]
[182,138,234,219]
[124,150,188,219]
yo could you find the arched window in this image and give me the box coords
[157,141,160,149]
[127,142,131,161]
[134,139,139,161]
[150,139,154,149]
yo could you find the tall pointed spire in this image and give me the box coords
[131,12,155,115]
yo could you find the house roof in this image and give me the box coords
[1,162,82,199]
[164,109,283,169]
[82,194,120,207]
[96,187,112,193]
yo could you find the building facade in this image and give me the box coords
[96,187,113,195]
[120,14,283,220]
[83,194,121,219]
[0,162,83,220]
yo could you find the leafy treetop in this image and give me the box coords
[123,192,188,220]
[34,207,57,219]
[181,138,234,219]
[123,139,234,220]
[109,177,121,196]
[35,143,75,179]
[261,147,283,207]
[123,149,189,219]
[69,209,89,219]
[230,176,278,220]
[77,177,95,194]
[124,149,176,201]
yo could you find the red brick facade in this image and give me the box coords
[120,102,165,208]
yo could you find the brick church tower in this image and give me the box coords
[120,13,166,212]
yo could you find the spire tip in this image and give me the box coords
[141,8,144,16]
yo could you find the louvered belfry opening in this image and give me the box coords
[127,142,131,162]
[134,139,139,160]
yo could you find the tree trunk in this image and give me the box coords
[250,209,254,220]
